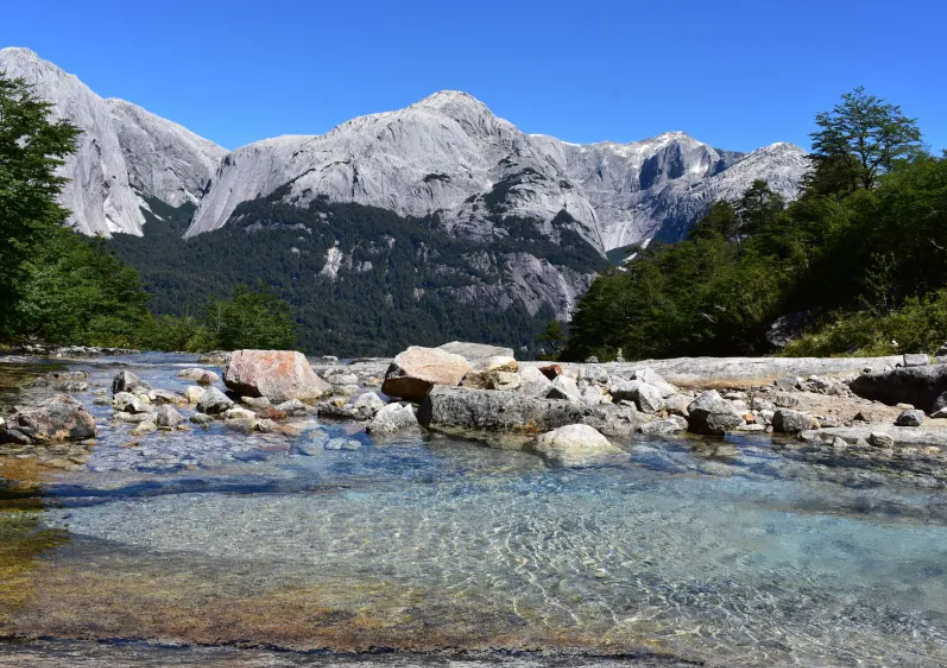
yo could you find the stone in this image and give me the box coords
[1,395,96,444]
[112,392,151,414]
[868,431,895,449]
[325,372,359,387]
[189,413,214,426]
[184,386,205,404]
[224,407,257,421]
[772,392,802,408]
[735,424,767,432]
[772,409,815,434]
[150,389,186,406]
[132,419,157,436]
[580,386,610,406]
[774,376,801,391]
[463,369,521,391]
[629,368,677,398]
[367,403,420,436]
[241,396,274,410]
[750,397,775,412]
[850,365,947,413]
[223,350,332,403]
[382,346,472,402]
[519,367,554,397]
[533,424,625,467]
[546,375,581,401]
[154,405,185,429]
[932,407,947,419]
[198,351,230,365]
[896,409,926,427]
[255,419,301,437]
[436,341,515,363]
[637,415,688,435]
[418,386,648,437]
[665,393,692,416]
[176,368,220,385]
[275,398,309,415]
[686,391,744,435]
[903,353,930,368]
[224,418,257,435]
[114,411,154,424]
[352,392,387,414]
[197,387,234,415]
[325,437,362,451]
[539,364,563,380]
[111,370,149,394]
[896,402,915,411]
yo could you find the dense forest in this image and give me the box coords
[564,88,947,361]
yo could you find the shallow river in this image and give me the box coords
[1,353,946,667]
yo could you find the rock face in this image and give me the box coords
[381,347,472,402]
[533,424,626,467]
[189,91,807,252]
[850,366,947,413]
[224,350,332,403]
[2,395,96,444]
[0,47,225,236]
[418,386,647,436]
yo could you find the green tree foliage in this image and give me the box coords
[564,88,944,362]
[537,319,565,359]
[808,86,922,194]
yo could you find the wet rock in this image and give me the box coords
[111,370,149,394]
[352,391,387,415]
[113,411,155,424]
[113,392,151,414]
[150,389,186,406]
[325,437,362,451]
[184,386,205,404]
[224,407,257,421]
[176,368,220,385]
[53,380,88,393]
[1,395,96,444]
[382,346,472,402]
[547,375,581,401]
[255,419,301,437]
[772,409,815,434]
[533,424,625,467]
[189,413,214,426]
[850,365,947,412]
[437,341,515,363]
[367,403,419,435]
[736,423,767,433]
[224,417,257,435]
[197,387,234,415]
[275,398,308,415]
[132,418,157,436]
[224,350,332,403]
[418,386,649,436]
[241,396,273,411]
[686,391,744,435]
[297,429,330,455]
[896,409,926,427]
[638,415,688,435]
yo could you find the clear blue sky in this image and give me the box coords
[3,0,944,153]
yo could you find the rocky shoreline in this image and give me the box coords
[2,343,947,481]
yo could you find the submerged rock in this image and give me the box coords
[533,424,626,467]
[224,349,332,403]
[176,368,221,385]
[382,346,472,402]
[1,395,96,444]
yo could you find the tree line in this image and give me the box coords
[562,87,946,361]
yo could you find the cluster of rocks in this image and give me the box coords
[10,343,139,357]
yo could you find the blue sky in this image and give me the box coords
[3,0,944,153]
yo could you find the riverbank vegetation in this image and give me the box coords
[564,88,947,361]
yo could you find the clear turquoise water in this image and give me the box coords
[3,354,947,666]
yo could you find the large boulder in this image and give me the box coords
[224,350,332,403]
[418,386,649,437]
[437,341,515,363]
[382,347,472,402]
[850,365,947,412]
[686,390,744,435]
[533,425,626,467]
[1,395,96,444]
